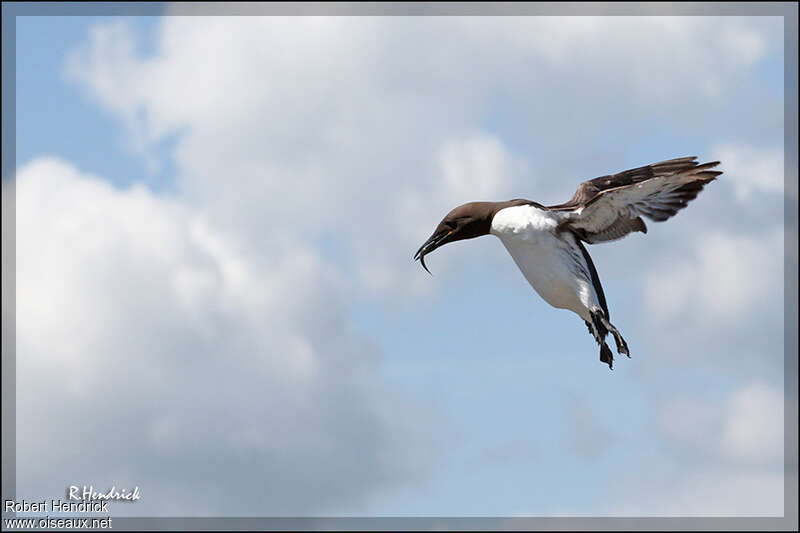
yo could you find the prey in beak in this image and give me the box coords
[413,229,453,275]
[413,201,499,275]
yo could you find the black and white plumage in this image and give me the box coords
[414,157,721,368]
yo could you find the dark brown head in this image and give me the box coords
[413,201,502,274]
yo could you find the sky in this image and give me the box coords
[7,10,791,518]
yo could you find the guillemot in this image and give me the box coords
[414,156,721,368]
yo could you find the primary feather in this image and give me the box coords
[551,157,721,244]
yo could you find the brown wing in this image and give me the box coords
[551,157,722,244]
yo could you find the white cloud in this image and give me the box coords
[615,470,784,517]
[719,21,768,66]
[632,381,785,516]
[36,14,786,518]
[658,395,723,454]
[438,134,526,204]
[712,143,784,200]
[643,228,783,328]
[721,382,784,465]
[659,381,784,466]
[12,158,434,516]
[363,134,523,293]
[62,16,783,301]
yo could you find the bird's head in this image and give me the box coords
[413,201,498,274]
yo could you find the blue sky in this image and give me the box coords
[15,15,179,190]
[10,12,788,517]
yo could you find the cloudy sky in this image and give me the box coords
[9,10,790,517]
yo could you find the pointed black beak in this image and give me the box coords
[413,229,452,275]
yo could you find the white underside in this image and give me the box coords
[491,204,600,321]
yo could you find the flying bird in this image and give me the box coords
[414,156,721,369]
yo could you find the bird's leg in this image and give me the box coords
[610,327,630,358]
[585,315,614,370]
[600,343,614,369]
[596,314,630,358]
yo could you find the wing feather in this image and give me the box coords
[552,157,721,244]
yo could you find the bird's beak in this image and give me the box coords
[413,229,453,275]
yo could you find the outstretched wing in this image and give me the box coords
[551,156,721,244]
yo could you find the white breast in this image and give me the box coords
[490,204,594,319]
[490,204,558,239]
